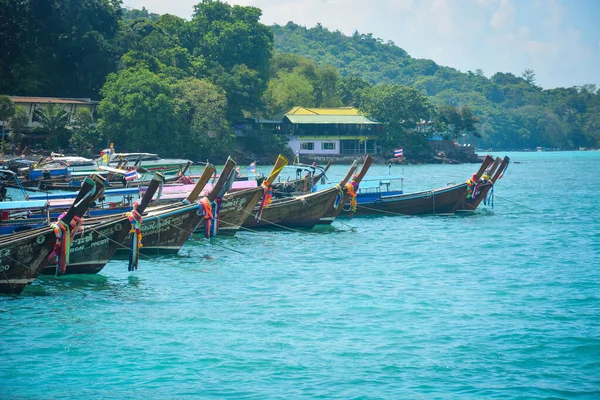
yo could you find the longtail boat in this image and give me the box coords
[41,172,164,275]
[217,155,288,235]
[0,175,105,294]
[242,162,359,230]
[318,155,374,224]
[342,156,494,216]
[96,152,192,175]
[36,164,186,191]
[116,158,236,254]
[270,160,332,196]
[458,156,510,211]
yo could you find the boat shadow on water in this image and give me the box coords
[15,272,148,297]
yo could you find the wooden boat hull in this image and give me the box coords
[344,156,495,217]
[271,172,324,195]
[342,183,469,216]
[458,156,509,211]
[0,227,57,294]
[213,187,264,236]
[37,173,181,191]
[116,203,203,255]
[242,187,338,229]
[0,175,105,292]
[42,216,131,275]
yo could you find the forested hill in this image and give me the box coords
[1,1,597,158]
[272,22,600,150]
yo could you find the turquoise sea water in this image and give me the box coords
[1,151,599,399]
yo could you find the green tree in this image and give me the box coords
[69,108,99,155]
[0,0,122,97]
[314,65,342,107]
[436,105,481,142]
[338,73,372,107]
[0,96,16,124]
[213,63,265,121]
[8,105,29,148]
[0,95,16,154]
[33,103,71,149]
[185,0,274,120]
[172,78,232,160]
[522,69,536,86]
[264,71,315,117]
[98,68,177,154]
[360,85,435,152]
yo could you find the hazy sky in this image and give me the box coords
[122,0,599,90]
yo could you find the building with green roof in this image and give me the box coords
[282,107,383,156]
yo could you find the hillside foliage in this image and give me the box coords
[0,1,598,161]
[273,23,600,150]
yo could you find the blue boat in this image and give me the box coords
[314,174,405,204]
[0,200,51,235]
[0,188,142,235]
[28,166,71,181]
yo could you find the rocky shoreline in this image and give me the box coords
[297,153,482,165]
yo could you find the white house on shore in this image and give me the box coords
[281,107,383,156]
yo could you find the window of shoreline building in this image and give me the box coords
[321,142,336,150]
[301,142,314,150]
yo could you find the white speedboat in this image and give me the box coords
[96,153,192,174]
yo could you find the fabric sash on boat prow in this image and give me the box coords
[200,157,237,238]
[255,155,288,223]
[127,172,164,271]
[50,176,105,276]
[344,155,373,217]
[334,160,359,209]
[198,197,214,238]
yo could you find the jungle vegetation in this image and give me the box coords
[0,1,597,161]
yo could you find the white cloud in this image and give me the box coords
[490,0,515,29]
[544,0,563,27]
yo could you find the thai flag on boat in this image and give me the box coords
[125,169,138,181]
[248,162,256,175]
[394,148,403,157]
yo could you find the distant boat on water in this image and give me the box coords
[96,152,192,174]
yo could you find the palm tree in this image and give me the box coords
[34,103,71,149]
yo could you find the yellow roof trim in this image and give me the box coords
[285,106,363,116]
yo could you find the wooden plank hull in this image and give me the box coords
[342,183,469,216]
[116,203,202,255]
[42,217,131,275]
[458,156,509,211]
[0,227,58,294]
[0,175,105,292]
[271,171,325,195]
[459,182,492,211]
[242,187,338,229]
[212,187,264,236]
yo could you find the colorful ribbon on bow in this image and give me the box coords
[345,181,358,216]
[198,197,213,239]
[209,197,222,238]
[465,177,479,200]
[333,183,344,209]
[484,184,494,207]
[254,182,273,223]
[50,214,83,276]
[126,201,142,271]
